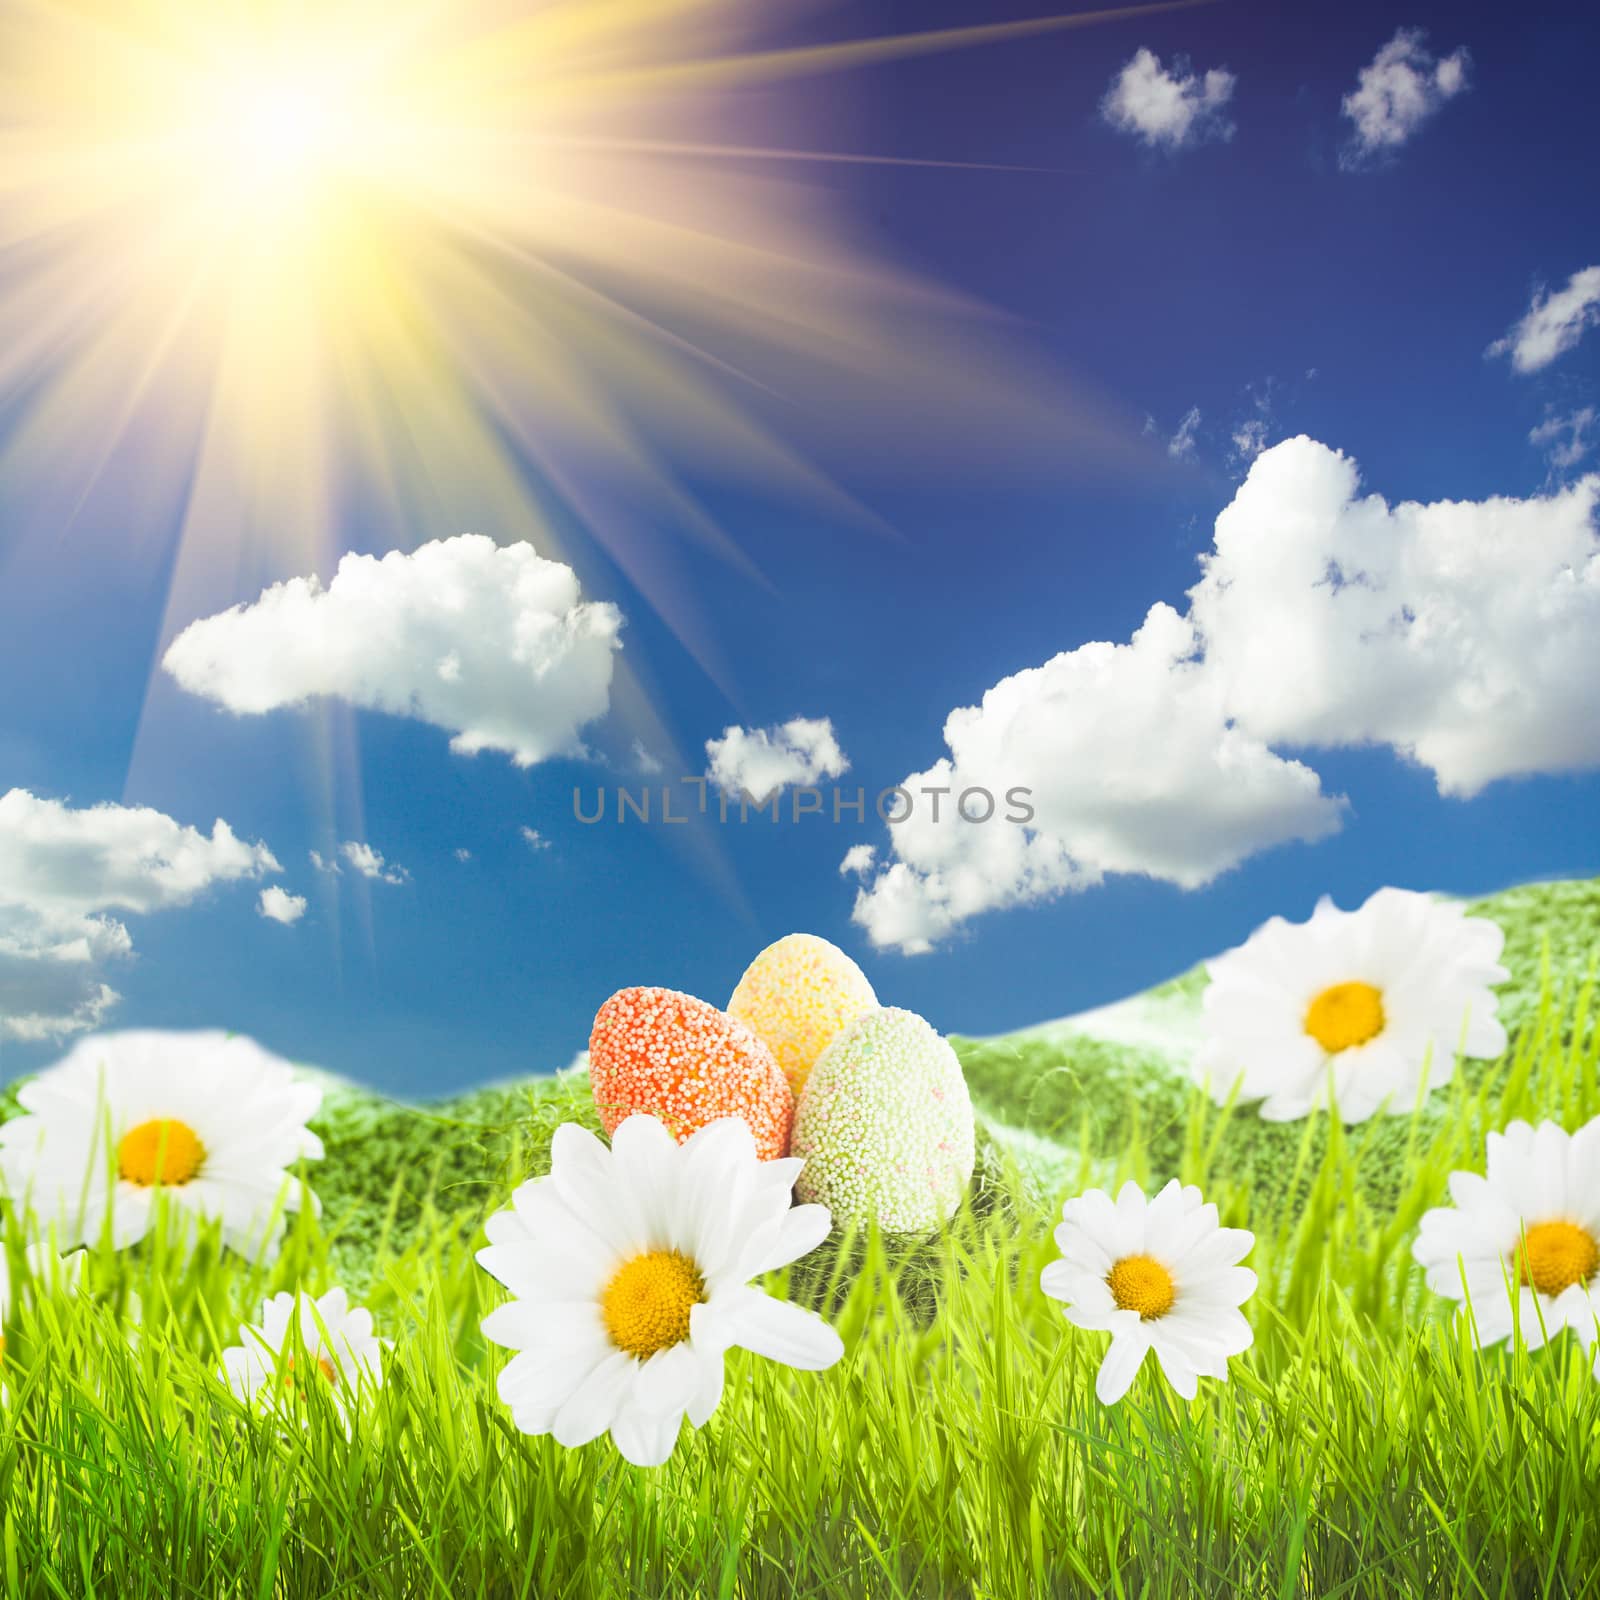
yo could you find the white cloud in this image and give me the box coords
[163,535,623,769]
[1191,437,1600,797]
[705,716,849,803]
[310,850,340,875]
[631,739,664,776]
[0,789,280,917]
[851,604,1344,953]
[340,841,409,885]
[1531,407,1597,473]
[454,847,473,862]
[0,912,122,1042]
[1227,379,1283,469]
[0,789,279,1039]
[1231,418,1269,463]
[853,437,1600,951]
[258,886,307,925]
[1102,49,1236,150]
[520,826,551,852]
[839,843,877,879]
[1168,406,1202,460]
[1489,267,1600,375]
[1340,29,1470,167]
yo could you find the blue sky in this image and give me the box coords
[2,0,1597,1095]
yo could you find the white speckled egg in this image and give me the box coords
[791,1007,975,1233]
[727,933,878,1099]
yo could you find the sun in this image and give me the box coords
[231,73,349,194]
[0,0,1185,798]
[164,52,382,296]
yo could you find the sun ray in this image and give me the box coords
[1,0,1171,930]
[533,137,1063,172]
[554,0,1214,99]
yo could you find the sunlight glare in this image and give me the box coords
[0,0,1169,818]
[233,75,344,195]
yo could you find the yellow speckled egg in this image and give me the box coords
[727,933,878,1098]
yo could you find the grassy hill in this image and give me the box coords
[5,877,1597,1597]
[309,876,1600,1287]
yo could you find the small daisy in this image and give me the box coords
[1413,1117,1600,1354]
[0,1242,84,1329]
[0,1244,87,1394]
[1041,1179,1257,1405]
[0,1030,323,1257]
[1195,888,1508,1122]
[478,1114,843,1467]
[222,1287,386,1421]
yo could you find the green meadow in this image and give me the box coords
[2,877,1597,1597]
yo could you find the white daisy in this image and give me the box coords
[1041,1179,1257,1405]
[478,1114,843,1468]
[1413,1116,1600,1354]
[1195,888,1508,1122]
[222,1287,386,1421]
[0,1030,323,1257]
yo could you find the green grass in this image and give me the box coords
[2,877,1598,1596]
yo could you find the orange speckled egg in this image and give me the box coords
[588,986,794,1160]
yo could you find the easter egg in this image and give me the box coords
[791,1007,975,1233]
[727,933,878,1098]
[589,986,794,1160]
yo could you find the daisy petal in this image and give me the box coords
[633,1341,703,1418]
[610,1406,684,1468]
[685,1335,727,1427]
[552,1351,635,1449]
[1151,1335,1200,1400]
[1095,1333,1149,1405]
[739,1203,832,1279]
[722,1287,843,1371]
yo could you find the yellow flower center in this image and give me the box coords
[601,1249,706,1358]
[1106,1253,1177,1320]
[1518,1220,1599,1298]
[283,1351,341,1389]
[1304,981,1386,1053]
[116,1119,207,1187]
